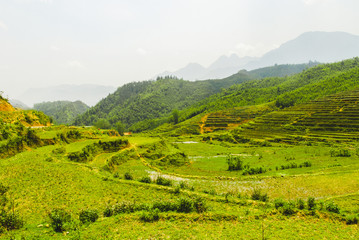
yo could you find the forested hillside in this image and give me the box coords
[74,63,315,131]
[34,101,89,125]
[177,58,359,123]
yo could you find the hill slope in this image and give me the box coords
[34,100,89,125]
[74,63,315,131]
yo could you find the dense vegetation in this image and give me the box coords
[34,100,89,125]
[73,63,315,132]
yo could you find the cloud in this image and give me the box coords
[67,60,85,69]
[0,21,8,31]
[136,48,148,56]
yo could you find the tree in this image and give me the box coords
[115,121,125,136]
[171,109,179,124]
[94,118,111,129]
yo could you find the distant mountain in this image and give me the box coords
[244,31,359,70]
[9,99,30,110]
[156,54,257,80]
[74,63,316,132]
[158,31,359,80]
[34,100,89,125]
[17,84,116,107]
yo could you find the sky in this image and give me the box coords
[1,0,359,98]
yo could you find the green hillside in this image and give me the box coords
[73,63,316,131]
[34,101,89,125]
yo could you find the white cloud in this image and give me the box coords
[0,20,8,31]
[136,48,148,56]
[67,60,85,69]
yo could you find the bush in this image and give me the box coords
[79,209,99,224]
[251,188,269,202]
[177,198,193,213]
[325,201,340,214]
[296,198,305,210]
[281,202,296,216]
[0,212,24,230]
[139,209,160,222]
[113,201,137,214]
[307,197,316,210]
[48,209,72,232]
[124,172,134,180]
[193,197,207,213]
[330,148,351,157]
[139,176,152,183]
[152,201,177,212]
[346,215,358,225]
[274,198,286,209]
[155,176,172,186]
[227,155,244,171]
[103,206,113,217]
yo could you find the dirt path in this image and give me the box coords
[199,114,209,134]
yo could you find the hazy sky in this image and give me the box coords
[1,0,359,98]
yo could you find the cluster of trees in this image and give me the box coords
[34,100,89,125]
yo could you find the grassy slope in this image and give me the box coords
[0,127,358,239]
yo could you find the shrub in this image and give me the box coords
[296,198,305,210]
[0,212,24,230]
[103,206,113,217]
[152,201,177,212]
[113,201,136,214]
[281,202,296,216]
[325,201,340,214]
[79,209,99,224]
[330,148,351,157]
[155,176,172,186]
[227,155,244,171]
[179,181,188,189]
[177,198,193,213]
[274,198,286,209]
[251,188,269,202]
[48,209,72,232]
[193,197,207,213]
[346,215,358,225]
[139,176,152,183]
[139,209,160,222]
[124,172,133,180]
[307,197,316,210]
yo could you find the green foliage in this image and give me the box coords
[325,201,340,214]
[0,183,24,231]
[330,148,351,157]
[226,155,244,171]
[346,214,359,225]
[139,176,152,184]
[73,63,313,132]
[68,139,129,162]
[307,197,316,210]
[94,118,111,129]
[34,100,89,125]
[177,198,194,213]
[155,176,172,186]
[139,209,160,222]
[124,172,134,180]
[251,188,268,202]
[48,208,72,232]
[79,209,99,224]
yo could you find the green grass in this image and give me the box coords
[1,128,359,239]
